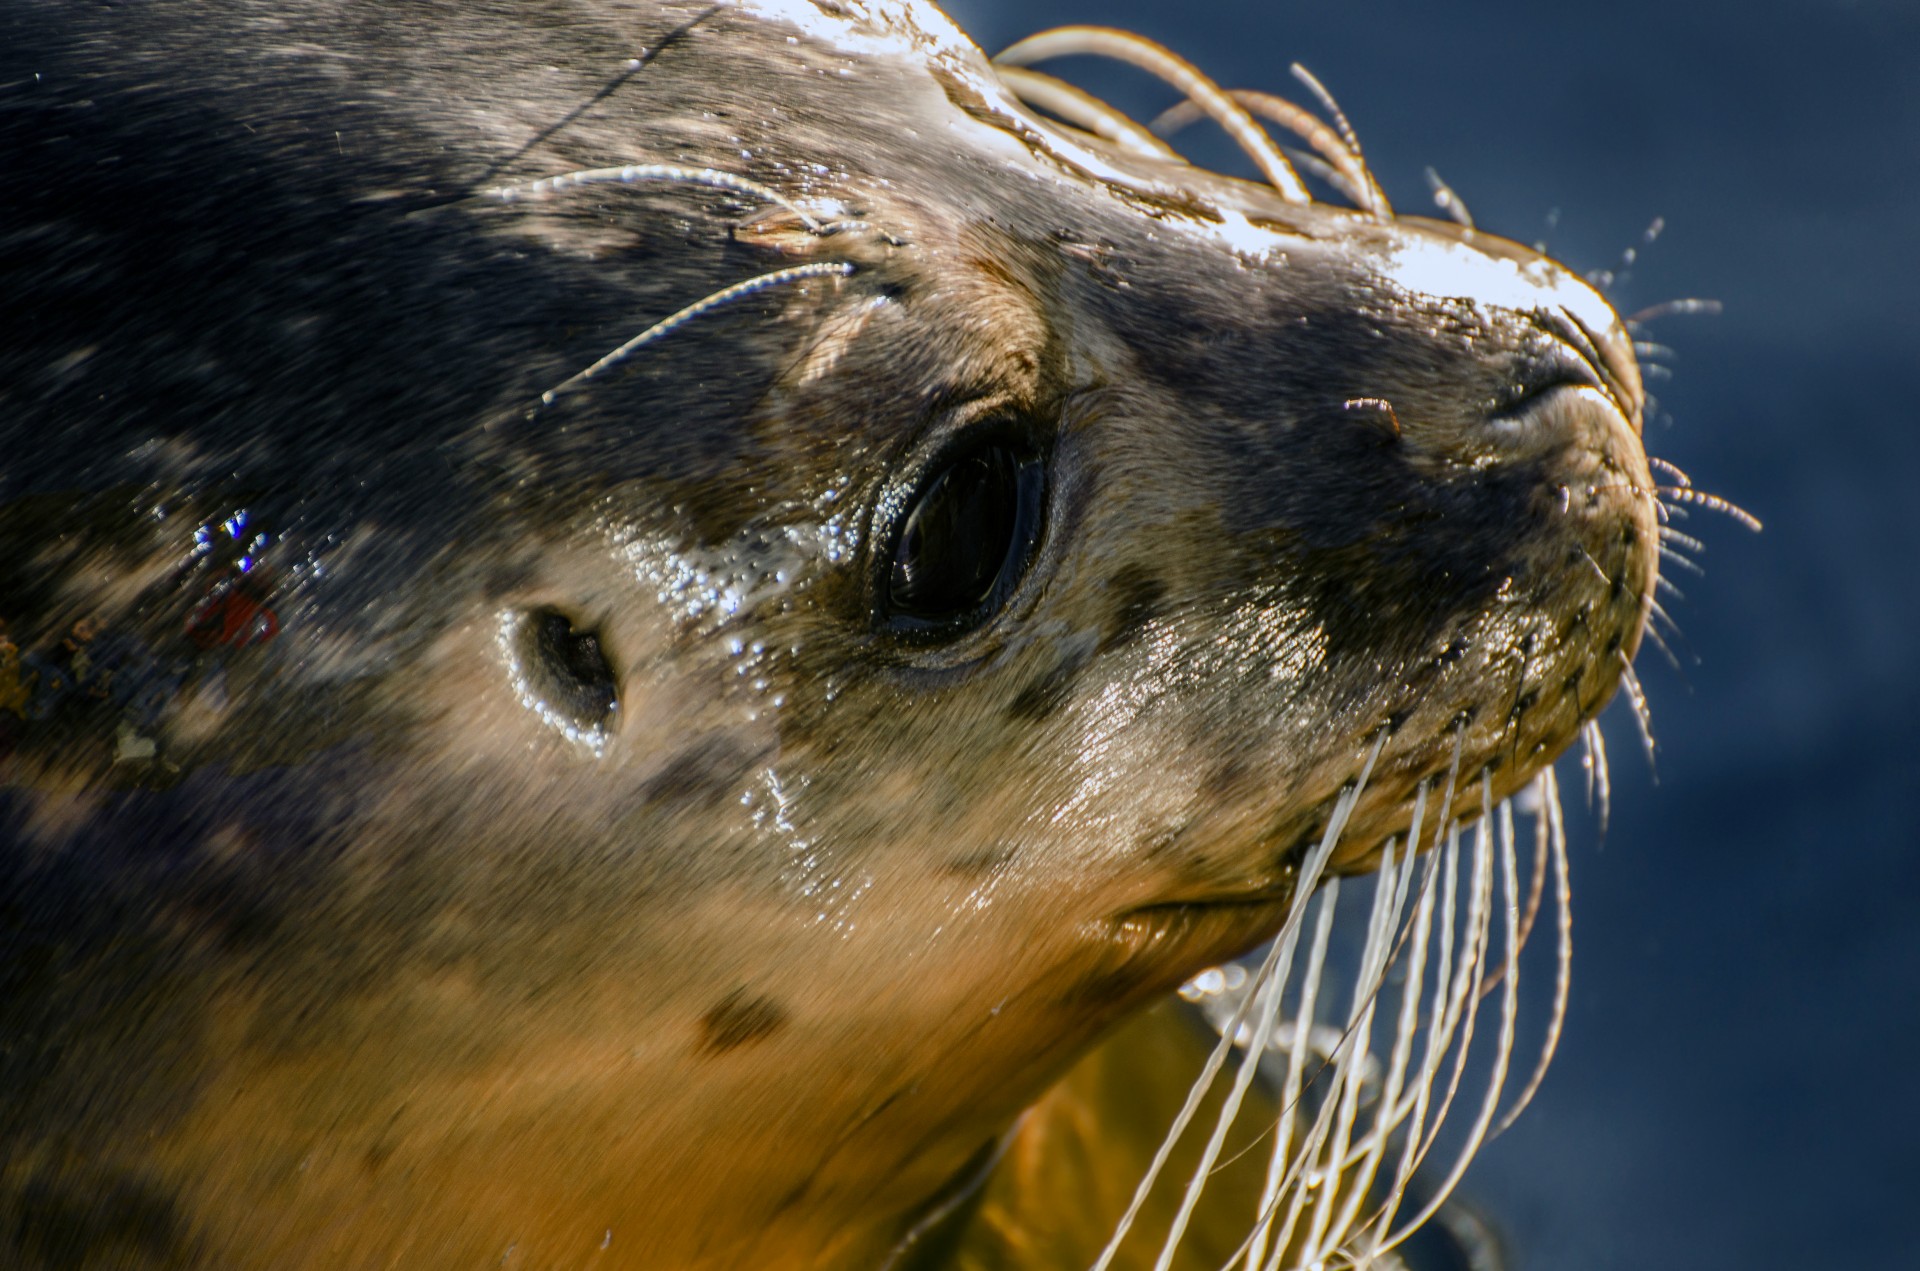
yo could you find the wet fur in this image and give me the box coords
[0,1,1655,1266]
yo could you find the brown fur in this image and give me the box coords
[0,1,1653,1266]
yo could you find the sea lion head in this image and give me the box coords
[0,1,1654,1266]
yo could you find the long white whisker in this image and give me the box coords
[1153,866,1315,1269]
[1658,543,1705,578]
[1403,792,1494,1182]
[496,162,825,231]
[1356,809,1463,1260]
[1378,779,1521,1256]
[1232,880,1338,1271]
[1344,800,1442,1262]
[1242,740,1458,1270]
[1301,838,1412,1263]
[1581,719,1612,833]
[1096,734,1387,1271]
[1494,768,1572,1135]
[540,263,854,403]
[1255,884,1346,1271]
[1616,655,1656,772]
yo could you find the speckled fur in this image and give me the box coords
[0,1,1654,1266]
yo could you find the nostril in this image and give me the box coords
[1490,352,1596,421]
[504,607,619,742]
[1482,351,1607,449]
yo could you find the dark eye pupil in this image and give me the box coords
[888,445,1042,629]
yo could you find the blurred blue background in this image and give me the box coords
[943,1,1919,1266]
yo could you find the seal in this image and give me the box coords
[0,1,1660,1267]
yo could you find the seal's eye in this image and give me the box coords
[884,443,1046,636]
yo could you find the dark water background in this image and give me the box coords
[943,1,1920,1267]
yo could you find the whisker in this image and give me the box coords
[1660,486,1763,532]
[1648,455,1694,488]
[1341,825,1443,1264]
[1478,780,1551,1001]
[994,65,1185,160]
[1288,63,1390,218]
[1658,524,1707,555]
[994,26,1311,203]
[1616,655,1657,773]
[1278,144,1368,205]
[1493,768,1571,1136]
[1094,733,1388,1271]
[1605,216,1664,285]
[1575,547,1613,589]
[1423,167,1474,231]
[1377,778,1520,1258]
[1152,91,1376,213]
[1392,793,1495,1205]
[1581,719,1611,833]
[1658,543,1705,577]
[1626,297,1722,324]
[1354,815,1464,1265]
[1297,843,1407,1264]
[1155,855,1337,1268]
[1221,740,1479,1268]
[474,4,721,188]
[1646,594,1685,638]
[1638,616,1682,672]
[1253,880,1346,1270]
[1243,744,1433,1271]
[540,262,854,403]
[1632,340,1676,362]
[497,162,826,231]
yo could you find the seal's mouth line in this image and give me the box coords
[1115,893,1293,924]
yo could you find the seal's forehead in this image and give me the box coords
[739,0,984,64]
[1372,226,1622,335]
